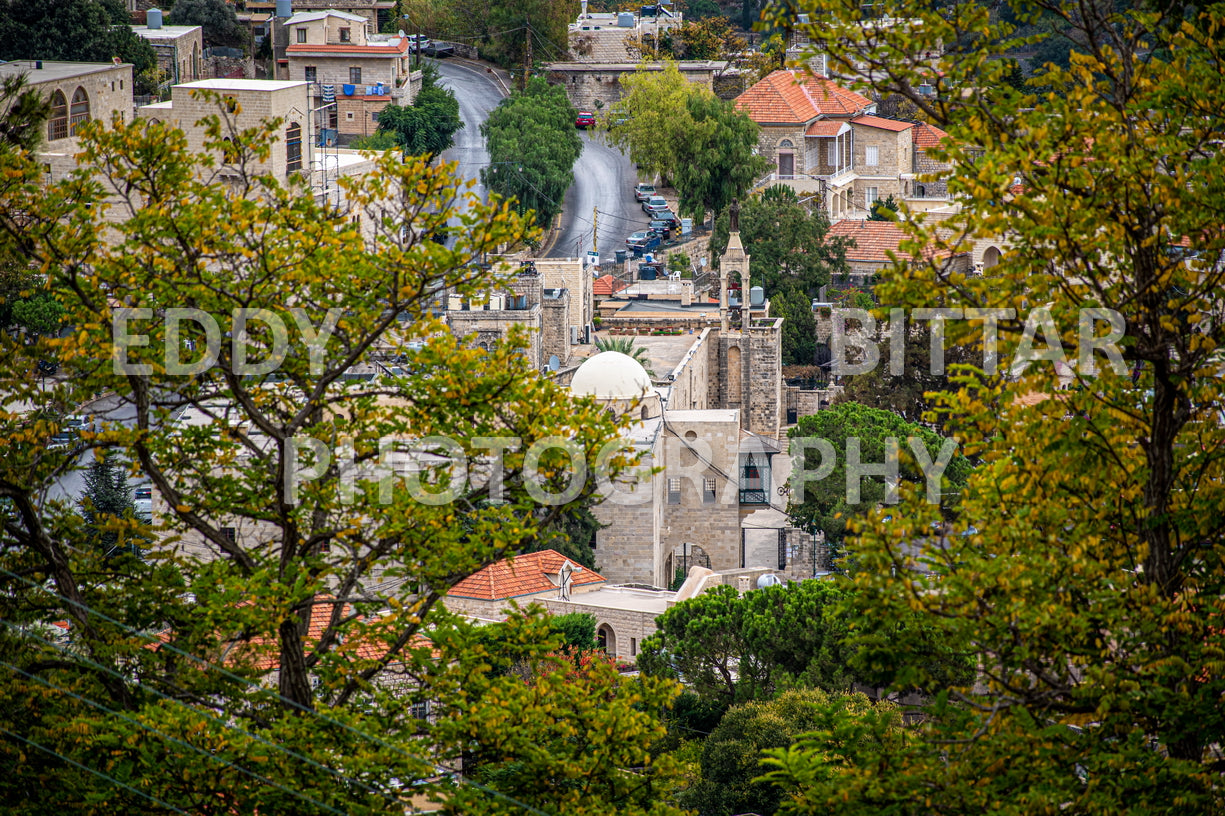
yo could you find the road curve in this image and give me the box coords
[549,132,651,260]
[434,59,506,212]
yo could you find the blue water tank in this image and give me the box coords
[146,7,163,28]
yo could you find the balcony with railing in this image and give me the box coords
[739,454,771,505]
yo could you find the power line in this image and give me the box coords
[0,657,350,816]
[0,726,191,814]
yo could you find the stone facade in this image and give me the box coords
[593,440,665,586]
[282,10,421,138]
[541,288,571,368]
[133,24,204,85]
[534,257,591,340]
[659,411,742,577]
[138,79,312,184]
[542,596,665,661]
[545,61,725,113]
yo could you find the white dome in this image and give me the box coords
[570,351,652,400]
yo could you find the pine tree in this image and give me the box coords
[77,453,137,557]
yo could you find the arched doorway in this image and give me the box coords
[982,245,1002,268]
[596,623,617,656]
[777,139,795,179]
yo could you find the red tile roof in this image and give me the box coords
[829,219,960,263]
[735,70,872,124]
[804,120,846,137]
[594,274,629,297]
[852,114,915,132]
[912,122,950,149]
[448,550,605,601]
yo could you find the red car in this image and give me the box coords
[575,111,596,129]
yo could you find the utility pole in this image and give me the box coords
[592,206,598,255]
[522,20,531,91]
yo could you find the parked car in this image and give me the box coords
[575,111,597,129]
[633,183,656,202]
[653,210,680,229]
[647,220,672,240]
[626,231,661,253]
[406,34,432,51]
[423,41,454,57]
[133,486,152,521]
[642,195,669,216]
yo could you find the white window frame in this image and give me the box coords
[865,186,879,207]
[865,145,879,167]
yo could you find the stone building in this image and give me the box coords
[735,69,955,219]
[282,9,422,139]
[546,4,727,111]
[132,14,203,86]
[0,60,135,182]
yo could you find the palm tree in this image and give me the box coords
[594,336,655,378]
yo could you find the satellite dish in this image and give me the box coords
[548,354,560,371]
[398,29,407,37]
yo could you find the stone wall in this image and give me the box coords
[534,257,590,337]
[911,146,950,198]
[541,290,571,368]
[205,54,256,80]
[592,449,663,585]
[664,329,712,411]
[745,320,783,439]
[541,598,662,661]
[660,416,742,574]
[546,61,721,113]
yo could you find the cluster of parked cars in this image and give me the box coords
[626,183,681,253]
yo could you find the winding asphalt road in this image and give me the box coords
[549,132,652,261]
[434,59,650,260]
[435,59,502,218]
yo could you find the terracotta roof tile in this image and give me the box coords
[851,114,915,132]
[804,120,846,137]
[912,122,950,148]
[735,69,871,124]
[593,274,629,297]
[829,219,962,263]
[447,549,606,601]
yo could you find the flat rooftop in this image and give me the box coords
[608,298,720,315]
[177,78,307,92]
[615,333,702,375]
[664,408,739,424]
[566,585,674,615]
[133,25,201,39]
[0,60,130,83]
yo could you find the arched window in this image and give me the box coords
[69,87,90,135]
[285,122,302,173]
[47,90,68,141]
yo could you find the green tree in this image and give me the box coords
[548,612,596,651]
[672,91,769,225]
[0,94,682,814]
[710,184,847,297]
[867,194,899,221]
[375,67,463,160]
[594,334,655,377]
[10,291,65,337]
[833,321,979,431]
[760,0,1225,811]
[481,77,581,230]
[786,403,972,553]
[167,0,247,50]
[639,581,857,706]
[606,61,700,186]
[77,452,140,557]
[485,0,578,83]
[0,0,157,79]
[685,689,902,816]
[772,288,816,366]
